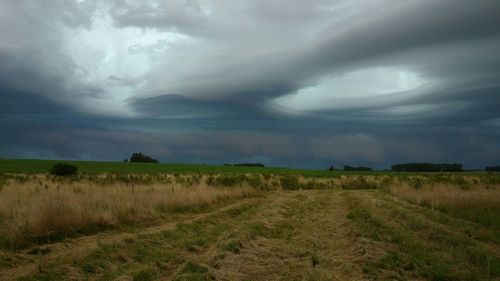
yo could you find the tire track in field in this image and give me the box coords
[0,197,264,281]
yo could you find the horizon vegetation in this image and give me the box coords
[0,158,497,176]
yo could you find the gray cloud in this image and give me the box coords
[1,0,499,169]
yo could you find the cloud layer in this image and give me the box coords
[1,0,500,168]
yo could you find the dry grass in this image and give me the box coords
[1,172,498,249]
[388,181,500,228]
[333,173,500,229]
[0,177,257,248]
[389,183,500,209]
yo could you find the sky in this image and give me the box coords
[1,0,500,169]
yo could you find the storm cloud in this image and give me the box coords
[1,0,499,169]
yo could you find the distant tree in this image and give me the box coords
[49,163,78,176]
[328,165,335,171]
[485,165,500,172]
[123,158,129,162]
[129,152,158,163]
[343,165,372,171]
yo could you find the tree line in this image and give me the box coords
[485,165,500,172]
[326,162,500,172]
[328,165,372,171]
[391,163,463,172]
[119,152,498,172]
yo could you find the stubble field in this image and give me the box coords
[0,164,499,280]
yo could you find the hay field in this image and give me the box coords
[0,172,499,280]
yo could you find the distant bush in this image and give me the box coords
[485,165,500,172]
[49,163,78,176]
[392,163,463,172]
[343,165,372,171]
[129,152,158,163]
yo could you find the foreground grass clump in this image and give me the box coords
[172,261,214,281]
[0,177,256,248]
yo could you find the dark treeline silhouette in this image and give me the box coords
[128,152,158,163]
[392,163,462,172]
[343,165,372,171]
[485,165,500,172]
[223,163,265,167]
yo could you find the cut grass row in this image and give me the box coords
[1,171,499,250]
[4,191,364,280]
[13,197,268,280]
[2,188,500,280]
[344,191,500,281]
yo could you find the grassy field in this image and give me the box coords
[0,165,499,280]
[0,159,292,175]
[0,158,396,177]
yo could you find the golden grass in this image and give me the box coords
[388,182,500,209]
[1,173,498,248]
[333,174,500,227]
[0,177,257,248]
[388,181,500,228]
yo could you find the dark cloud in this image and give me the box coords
[130,94,280,119]
[133,0,500,100]
[0,0,499,169]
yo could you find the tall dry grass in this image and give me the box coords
[389,183,500,209]
[333,173,500,228]
[0,177,257,248]
[388,181,500,228]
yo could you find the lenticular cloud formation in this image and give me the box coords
[1,0,500,168]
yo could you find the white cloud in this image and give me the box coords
[271,67,425,112]
[61,14,196,116]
